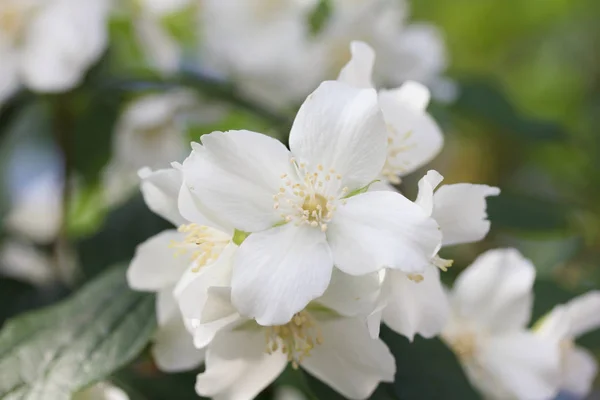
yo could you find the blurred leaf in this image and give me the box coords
[381,327,480,400]
[77,195,171,280]
[0,266,155,400]
[67,183,109,237]
[309,0,332,35]
[487,192,570,232]
[454,79,567,142]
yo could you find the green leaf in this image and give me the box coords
[0,266,156,400]
[487,192,570,232]
[308,0,332,35]
[381,327,481,400]
[454,79,567,142]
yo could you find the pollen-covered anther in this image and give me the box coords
[170,223,230,272]
[449,332,477,361]
[381,129,416,184]
[264,310,323,369]
[432,255,453,272]
[407,273,424,283]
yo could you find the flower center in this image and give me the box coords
[381,127,416,185]
[171,223,230,272]
[448,331,477,361]
[0,2,34,43]
[273,159,348,232]
[264,310,323,369]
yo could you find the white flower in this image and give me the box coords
[337,41,444,186]
[181,81,442,326]
[4,173,62,243]
[441,248,561,400]
[319,0,448,91]
[0,0,110,104]
[73,381,129,400]
[132,0,196,74]
[190,306,395,400]
[534,291,600,397]
[126,165,233,372]
[103,91,197,205]
[0,240,56,286]
[367,170,500,339]
[199,0,322,110]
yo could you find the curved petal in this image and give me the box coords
[378,84,443,177]
[178,172,232,233]
[139,167,186,226]
[152,308,205,372]
[192,312,242,349]
[382,267,449,341]
[196,329,288,400]
[562,346,597,397]
[477,332,561,400]
[317,269,381,317]
[182,131,292,232]
[301,316,395,399]
[451,248,535,333]
[175,243,235,322]
[561,291,600,338]
[232,224,333,325]
[337,41,375,89]
[289,81,387,190]
[432,184,500,246]
[414,170,444,215]
[126,230,189,291]
[328,191,441,275]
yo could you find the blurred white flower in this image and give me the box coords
[337,41,444,187]
[103,91,197,205]
[0,0,110,104]
[199,0,322,110]
[441,249,561,400]
[535,291,600,398]
[126,165,233,372]
[367,170,499,339]
[181,81,441,326]
[73,381,129,400]
[321,0,449,92]
[274,386,307,400]
[4,173,62,243]
[190,306,395,400]
[133,0,196,73]
[0,240,56,286]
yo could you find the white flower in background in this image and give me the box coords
[103,91,197,205]
[534,291,600,398]
[127,165,233,372]
[319,0,450,96]
[73,381,129,400]
[274,386,307,400]
[0,240,56,286]
[177,280,395,400]
[4,172,62,243]
[181,81,442,326]
[198,0,323,110]
[367,170,499,339]
[441,249,561,400]
[337,41,443,187]
[132,0,196,73]
[0,0,110,104]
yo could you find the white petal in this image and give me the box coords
[152,303,205,372]
[337,41,375,89]
[21,0,109,92]
[317,269,381,317]
[432,184,500,246]
[382,267,449,341]
[289,81,387,190]
[0,47,19,105]
[232,224,333,325]
[135,14,180,74]
[414,170,444,215]
[561,291,600,338]
[192,312,242,349]
[386,81,431,112]
[126,230,189,291]
[0,240,56,286]
[478,332,561,400]
[328,191,441,275]
[301,316,395,399]
[177,174,232,233]
[561,346,598,396]
[378,85,443,177]
[139,167,186,226]
[73,382,130,400]
[175,243,235,322]
[196,329,288,400]
[182,131,292,232]
[451,248,535,332]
